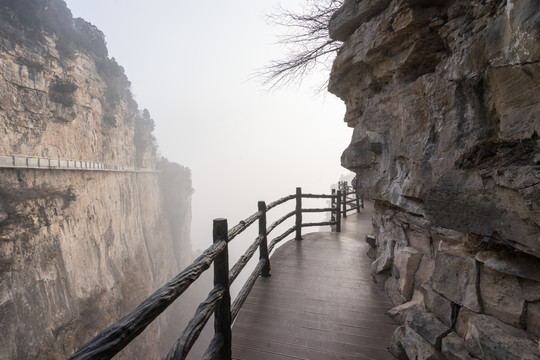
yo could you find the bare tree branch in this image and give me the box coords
[259,0,344,89]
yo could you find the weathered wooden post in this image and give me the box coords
[213,219,231,360]
[331,189,336,227]
[258,201,271,277]
[336,190,342,233]
[342,182,347,218]
[355,189,360,213]
[295,187,302,240]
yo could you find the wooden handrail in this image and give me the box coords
[69,182,360,360]
[163,285,226,359]
[266,194,295,211]
[267,210,296,235]
[228,234,264,285]
[68,240,227,360]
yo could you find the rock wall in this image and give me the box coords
[0,1,193,359]
[328,1,540,359]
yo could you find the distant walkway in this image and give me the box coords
[232,202,398,360]
[0,154,157,173]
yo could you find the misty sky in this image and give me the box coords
[64,0,353,251]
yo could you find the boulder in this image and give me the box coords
[406,308,451,348]
[394,245,423,300]
[372,238,395,274]
[401,325,446,360]
[464,314,540,360]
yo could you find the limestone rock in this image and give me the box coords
[455,307,478,338]
[387,290,424,324]
[329,0,392,41]
[389,326,409,360]
[479,267,524,327]
[442,332,477,360]
[0,2,193,359]
[520,278,540,302]
[401,325,446,360]
[464,314,540,360]
[430,252,481,312]
[475,250,540,282]
[372,238,395,275]
[422,283,456,327]
[406,308,451,348]
[385,274,408,306]
[328,0,540,358]
[394,245,423,300]
[425,170,539,258]
[527,302,540,339]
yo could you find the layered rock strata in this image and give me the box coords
[0,1,193,359]
[329,0,540,359]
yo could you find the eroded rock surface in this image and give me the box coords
[329,0,540,358]
[0,2,193,359]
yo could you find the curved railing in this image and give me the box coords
[69,184,361,360]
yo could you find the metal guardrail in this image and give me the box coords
[0,154,157,173]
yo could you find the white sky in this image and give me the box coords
[64,0,353,251]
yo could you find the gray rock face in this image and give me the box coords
[430,252,481,312]
[479,267,524,327]
[329,0,540,358]
[464,314,540,360]
[442,332,477,360]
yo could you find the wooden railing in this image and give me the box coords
[337,180,364,218]
[69,183,361,360]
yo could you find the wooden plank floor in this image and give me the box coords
[232,203,398,360]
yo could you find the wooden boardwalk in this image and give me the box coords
[232,203,398,360]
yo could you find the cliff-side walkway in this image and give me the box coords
[232,203,398,360]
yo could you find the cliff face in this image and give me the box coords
[329,0,539,359]
[0,1,193,359]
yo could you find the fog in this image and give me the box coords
[64,0,352,356]
[65,0,352,251]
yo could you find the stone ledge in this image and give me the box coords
[329,0,391,41]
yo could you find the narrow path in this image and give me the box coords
[232,202,398,360]
[0,154,157,172]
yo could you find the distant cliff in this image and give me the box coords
[0,1,193,358]
[329,0,539,359]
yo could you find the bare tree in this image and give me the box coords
[261,0,344,89]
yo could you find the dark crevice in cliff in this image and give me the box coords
[456,132,538,170]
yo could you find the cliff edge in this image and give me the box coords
[0,1,193,358]
[329,0,539,359]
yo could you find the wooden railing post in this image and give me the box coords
[258,201,271,277]
[213,219,231,360]
[331,189,336,227]
[336,190,342,233]
[355,189,360,213]
[342,183,347,218]
[295,187,302,240]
